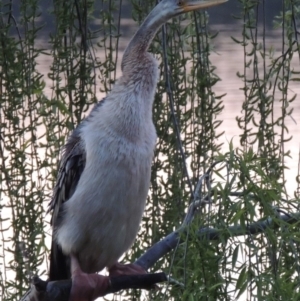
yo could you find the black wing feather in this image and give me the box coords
[48,99,105,281]
[49,130,86,281]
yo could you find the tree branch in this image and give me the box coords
[136,210,300,272]
[20,273,167,301]
[20,163,300,301]
[20,210,300,301]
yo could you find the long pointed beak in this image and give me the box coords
[182,0,228,12]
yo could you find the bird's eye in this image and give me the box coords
[177,0,184,6]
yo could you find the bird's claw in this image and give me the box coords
[70,273,110,301]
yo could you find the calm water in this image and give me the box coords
[38,23,300,192]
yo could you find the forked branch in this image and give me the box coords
[20,162,300,301]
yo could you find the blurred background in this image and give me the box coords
[1,0,300,300]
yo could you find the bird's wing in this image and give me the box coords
[48,100,105,281]
[49,131,86,224]
[48,128,86,281]
[48,99,105,217]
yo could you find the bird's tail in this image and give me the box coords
[49,239,70,281]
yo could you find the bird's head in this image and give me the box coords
[122,0,227,69]
[158,0,227,17]
[147,0,227,28]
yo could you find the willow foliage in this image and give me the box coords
[0,0,300,300]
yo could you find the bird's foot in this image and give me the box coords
[108,262,147,277]
[70,273,110,301]
[70,255,110,301]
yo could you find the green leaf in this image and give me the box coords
[232,244,239,269]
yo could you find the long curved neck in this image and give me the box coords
[121,5,172,71]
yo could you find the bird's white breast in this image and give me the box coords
[56,58,158,273]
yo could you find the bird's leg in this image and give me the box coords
[70,254,110,301]
[108,262,147,277]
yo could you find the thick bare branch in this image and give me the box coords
[137,211,300,270]
[20,273,167,301]
[20,162,300,301]
[20,209,300,301]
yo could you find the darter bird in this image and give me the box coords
[48,0,227,300]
